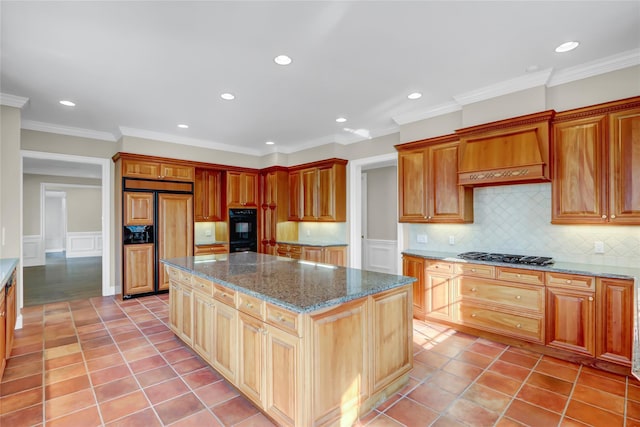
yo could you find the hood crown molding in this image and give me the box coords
[1,93,29,108]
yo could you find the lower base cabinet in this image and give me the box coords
[167,266,412,426]
[597,278,633,365]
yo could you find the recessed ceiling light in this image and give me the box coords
[59,100,75,107]
[265,141,275,145]
[555,41,579,53]
[220,93,235,100]
[177,124,189,129]
[274,55,292,66]
[407,92,422,100]
[336,117,347,123]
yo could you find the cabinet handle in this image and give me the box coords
[516,274,521,278]
[246,302,254,309]
[566,280,572,284]
[471,313,477,318]
[588,296,594,302]
[516,324,522,329]
[602,214,607,219]
[515,295,521,300]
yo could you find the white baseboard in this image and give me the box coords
[66,231,103,258]
[23,235,45,267]
[363,239,398,274]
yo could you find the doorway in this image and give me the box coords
[44,190,67,253]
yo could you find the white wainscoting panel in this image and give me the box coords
[66,232,103,258]
[363,239,398,274]
[23,235,45,267]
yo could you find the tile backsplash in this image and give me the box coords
[409,183,640,268]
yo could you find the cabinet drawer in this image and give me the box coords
[238,293,265,320]
[191,275,213,295]
[546,272,595,290]
[166,266,180,281]
[426,261,454,274]
[266,303,301,336]
[459,303,543,343]
[458,263,495,278]
[458,277,544,313]
[496,267,544,286]
[194,244,228,255]
[213,284,236,306]
[276,244,302,259]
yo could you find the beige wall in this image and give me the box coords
[1,105,22,259]
[23,174,102,235]
[365,166,397,240]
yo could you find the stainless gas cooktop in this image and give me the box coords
[457,251,554,266]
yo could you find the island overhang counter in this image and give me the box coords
[162,252,416,427]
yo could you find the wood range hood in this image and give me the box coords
[456,110,555,187]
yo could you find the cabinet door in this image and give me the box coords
[124,244,155,295]
[552,116,608,223]
[425,272,454,321]
[0,296,6,377]
[124,192,154,225]
[324,246,346,267]
[287,171,301,221]
[180,285,193,346]
[213,302,238,381]
[5,284,15,358]
[300,168,318,220]
[193,291,213,363]
[122,159,161,180]
[238,313,265,405]
[157,193,193,291]
[596,278,633,366]
[403,255,425,319]
[398,149,428,222]
[609,107,640,224]
[169,281,180,334]
[160,163,194,181]
[266,324,301,427]
[546,288,595,356]
[302,246,324,263]
[195,169,223,222]
[429,143,472,223]
[227,171,258,208]
[317,164,346,221]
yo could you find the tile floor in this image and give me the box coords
[1,294,639,427]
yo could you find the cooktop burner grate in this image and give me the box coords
[457,251,554,266]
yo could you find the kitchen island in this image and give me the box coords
[162,252,416,427]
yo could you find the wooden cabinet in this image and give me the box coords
[121,158,194,181]
[597,277,633,366]
[194,244,228,255]
[124,244,155,295]
[301,246,323,263]
[157,193,193,291]
[260,169,289,254]
[396,137,473,223]
[193,287,214,363]
[167,270,193,346]
[546,273,595,356]
[403,255,426,319]
[194,168,223,221]
[238,313,265,404]
[276,244,302,260]
[288,159,347,222]
[552,99,640,224]
[281,244,348,266]
[425,267,456,322]
[227,171,258,208]
[324,246,347,266]
[124,192,154,225]
[212,300,238,381]
[0,290,5,378]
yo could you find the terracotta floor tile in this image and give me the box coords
[516,383,567,414]
[44,362,87,385]
[427,370,473,395]
[475,371,522,396]
[83,343,120,361]
[45,388,97,420]
[154,338,184,353]
[408,360,436,381]
[0,373,42,396]
[446,398,500,426]
[112,330,144,343]
[496,418,527,427]
[383,397,439,426]
[141,325,170,335]
[81,335,115,350]
[366,413,405,426]
[0,386,43,415]
[373,393,401,413]
[117,337,149,352]
[105,408,163,427]
[628,418,640,427]
[44,335,78,349]
[154,392,206,425]
[499,349,540,369]
[525,371,573,396]
[534,358,579,382]
[398,377,419,395]
[122,344,159,362]
[414,350,451,370]
[135,365,179,388]
[467,341,504,358]
[99,390,150,424]
[407,382,457,412]
[44,351,84,370]
[162,347,196,363]
[90,364,132,386]
[144,377,189,404]
[462,383,512,413]
[45,374,91,400]
[504,399,561,427]
[193,379,239,407]
[576,370,626,397]
[170,409,224,427]
[128,354,167,374]
[3,351,44,369]
[94,376,140,403]
[581,365,627,382]
[627,399,640,420]
[145,331,176,345]
[489,359,532,382]
[629,383,640,403]
[47,405,102,427]
[181,367,223,389]
[455,349,494,368]
[0,403,43,426]
[564,399,624,427]
[571,383,624,414]
[431,415,467,427]
[9,342,44,357]
[172,356,208,375]
[430,341,465,358]
[86,353,126,372]
[443,359,484,381]
[2,360,43,382]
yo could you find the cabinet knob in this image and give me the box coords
[277,314,285,322]
[566,280,572,284]
[246,303,254,308]
[611,214,616,219]
[602,214,607,219]
[471,313,477,318]
[471,268,476,272]
[516,274,521,278]
[516,324,522,328]
[470,287,477,292]
[588,296,594,302]
[515,295,521,300]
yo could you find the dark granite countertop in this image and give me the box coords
[162,252,414,313]
[1,258,18,288]
[276,241,348,247]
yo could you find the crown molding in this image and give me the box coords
[0,93,29,108]
[453,68,553,106]
[392,101,462,126]
[118,126,262,156]
[22,120,117,142]
[547,48,640,87]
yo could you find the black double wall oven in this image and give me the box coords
[228,208,257,253]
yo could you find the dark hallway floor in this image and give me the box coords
[23,252,102,306]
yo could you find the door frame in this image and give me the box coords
[43,188,67,253]
[20,150,113,313]
[348,152,401,272]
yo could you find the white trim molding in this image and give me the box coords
[66,232,103,258]
[363,239,398,274]
[22,235,45,267]
[0,93,29,108]
[21,120,117,142]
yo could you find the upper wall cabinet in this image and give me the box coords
[120,157,194,182]
[288,159,347,222]
[195,168,224,221]
[226,171,259,208]
[552,97,640,225]
[396,135,473,223]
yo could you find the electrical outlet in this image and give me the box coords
[417,234,428,243]
[306,229,311,237]
[449,235,455,245]
[594,241,605,253]
[204,229,212,237]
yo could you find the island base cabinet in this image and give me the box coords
[265,325,302,427]
[238,313,265,405]
[212,302,237,382]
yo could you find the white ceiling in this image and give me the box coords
[2,1,639,156]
